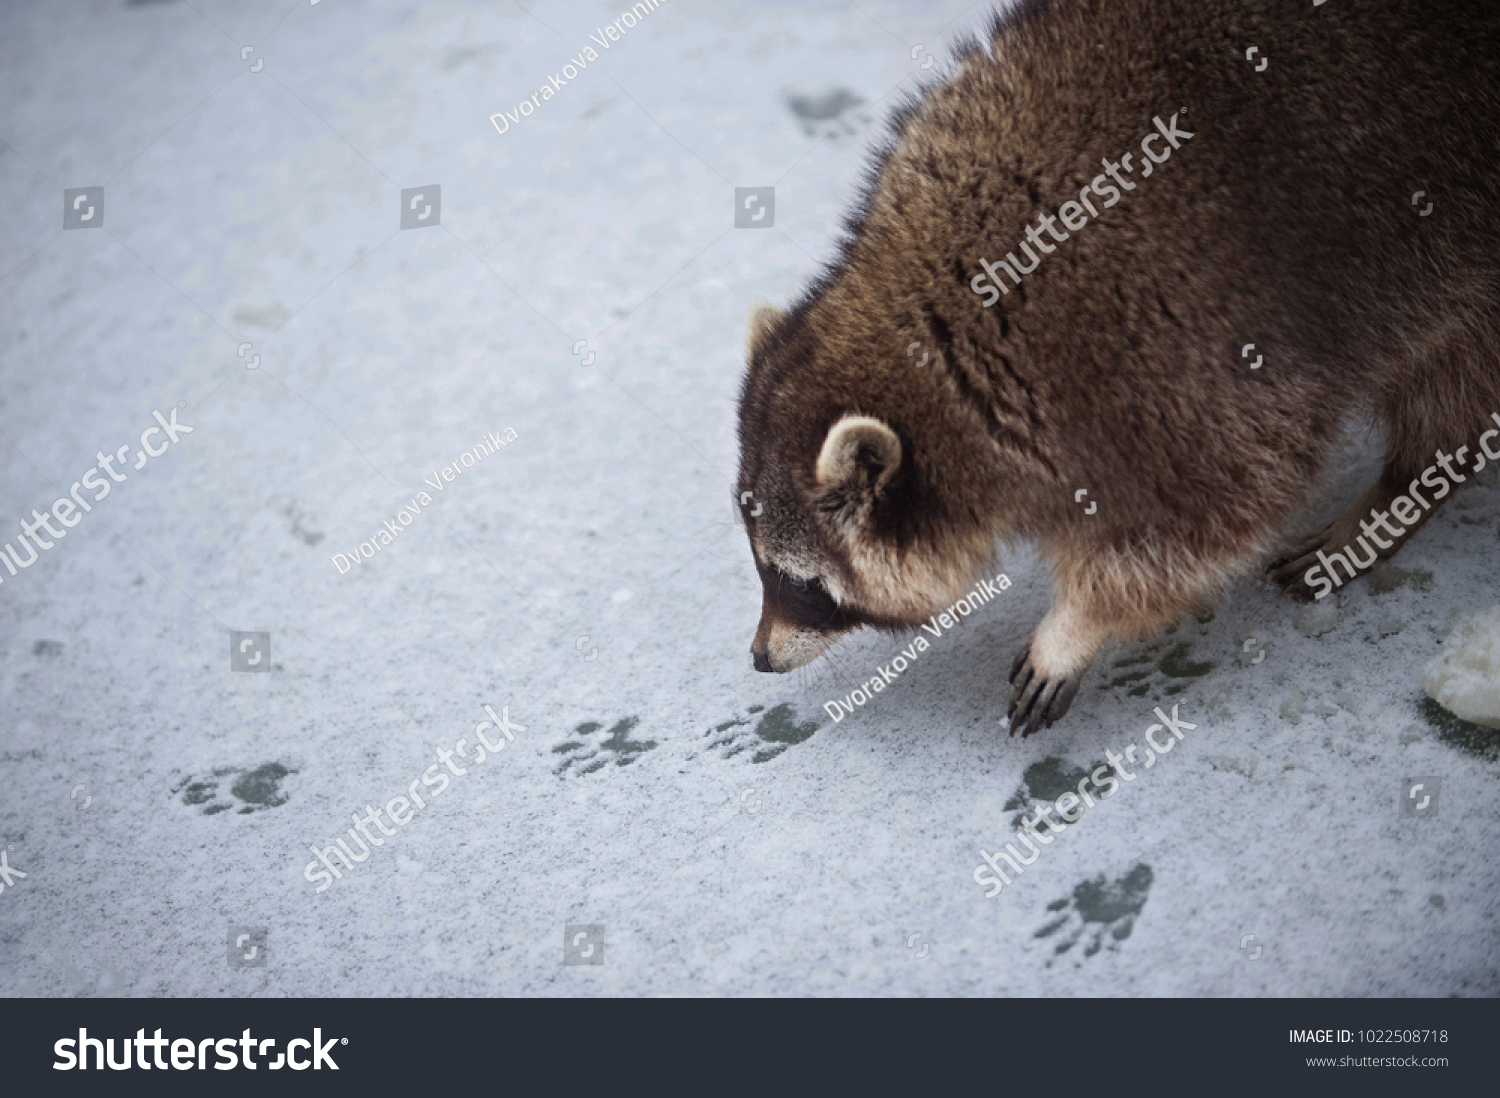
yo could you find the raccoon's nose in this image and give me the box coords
[751,646,774,673]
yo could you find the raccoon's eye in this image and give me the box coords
[789,576,809,591]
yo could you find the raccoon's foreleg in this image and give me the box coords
[1007,595,1111,737]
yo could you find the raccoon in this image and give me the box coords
[735,0,1500,735]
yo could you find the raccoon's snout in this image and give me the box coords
[752,620,841,673]
[750,563,852,673]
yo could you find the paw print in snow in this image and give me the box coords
[705,703,817,764]
[1034,863,1154,962]
[171,763,295,815]
[553,717,658,776]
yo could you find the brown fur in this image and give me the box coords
[736,0,1500,733]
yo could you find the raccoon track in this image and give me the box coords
[785,88,874,140]
[1100,621,1219,700]
[282,501,325,546]
[552,717,659,776]
[170,763,295,815]
[1034,863,1154,964]
[704,703,819,764]
[1004,755,1108,831]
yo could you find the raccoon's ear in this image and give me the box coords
[746,303,785,358]
[815,414,902,495]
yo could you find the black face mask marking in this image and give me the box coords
[760,565,862,633]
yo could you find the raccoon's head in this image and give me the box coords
[735,301,996,673]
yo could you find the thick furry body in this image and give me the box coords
[736,0,1500,733]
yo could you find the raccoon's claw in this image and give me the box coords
[1007,644,1082,738]
[1266,532,1340,602]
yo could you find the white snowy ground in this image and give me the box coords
[1,0,1497,997]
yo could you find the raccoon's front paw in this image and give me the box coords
[1007,642,1083,738]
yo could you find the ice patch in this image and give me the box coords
[1422,606,1500,729]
